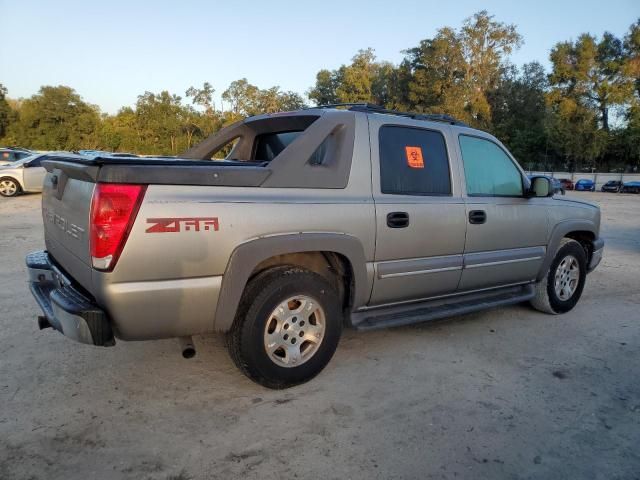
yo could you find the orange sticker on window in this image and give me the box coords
[405,146,424,168]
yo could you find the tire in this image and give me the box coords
[530,238,587,315]
[0,178,21,197]
[227,266,343,389]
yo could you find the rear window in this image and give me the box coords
[379,126,451,195]
[253,131,302,162]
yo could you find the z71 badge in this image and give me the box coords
[146,217,219,233]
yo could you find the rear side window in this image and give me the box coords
[459,135,523,196]
[254,131,302,162]
[379,126,451,195]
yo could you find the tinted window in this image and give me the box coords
[379,126,451,195]
[254,131,302,162]
[459,135,523,196]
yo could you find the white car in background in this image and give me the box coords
[0,153,48,197]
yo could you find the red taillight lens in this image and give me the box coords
[90,183,146,271]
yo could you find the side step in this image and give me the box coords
[350,284,535,331]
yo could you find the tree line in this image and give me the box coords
[1,11,638,172]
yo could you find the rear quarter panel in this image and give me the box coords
[93,114,376,339]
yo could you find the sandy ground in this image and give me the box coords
[0,191,639,480]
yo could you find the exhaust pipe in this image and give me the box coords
[178,336,196,359]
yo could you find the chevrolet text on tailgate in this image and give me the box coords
[26,104,604,389]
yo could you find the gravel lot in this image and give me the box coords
[1,191,639,480]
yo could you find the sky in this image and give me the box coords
[1,0,638,114]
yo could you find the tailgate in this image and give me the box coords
[41,160,98,292]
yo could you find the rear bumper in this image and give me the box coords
[26,251,115,346]
[588,238,604,273]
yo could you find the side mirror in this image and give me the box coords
[528,176,553,197]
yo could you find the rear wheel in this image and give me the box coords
[0,178,20,197]
[530,238,587,314]
[227,266,343,389]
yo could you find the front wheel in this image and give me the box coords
[227,266,343,389]
[530,238,587,315]
[0,178,21,197]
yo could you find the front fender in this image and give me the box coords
[213,232,369,332]
[537,219,598,281]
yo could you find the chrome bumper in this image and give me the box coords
[26,251,115,346]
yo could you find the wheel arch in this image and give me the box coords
[0,175,23,194]
[213,233,368,332]
[538,220,597,281]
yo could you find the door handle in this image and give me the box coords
[469,210,487,224]
[387,212,410,228]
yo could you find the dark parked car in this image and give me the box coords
[622,181,640,194]
[575,179,596,191]
[551,177,565,195]
[601,180,623,193]
[0,148,32,166]
[559,178,574,190]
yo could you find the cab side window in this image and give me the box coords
[379,126,451,196]
[459,135,523,196]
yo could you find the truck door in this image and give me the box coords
[455,134,549,291]
[369,117,467,306]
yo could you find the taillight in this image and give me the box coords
[90,183,146,271]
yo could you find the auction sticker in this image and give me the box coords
[405,146,424,168]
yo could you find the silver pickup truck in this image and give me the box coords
[26,104,604,388]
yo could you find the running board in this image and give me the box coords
[350,284,535,331]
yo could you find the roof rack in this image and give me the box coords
[308,103,469,127]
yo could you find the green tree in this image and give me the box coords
[549,32,635,130]
[405,11,521,127]
[186,82,216,115]
[545,91,607,171]
[222,78,260,116]
[334,48,377,103]
[307,49,404,107]
[6,85,101,150]
[134,91,187,154]
[405,27,467,117]
[307,69,339,105]
[222,78,306,116]
[100,107,139,152]
[489,62,549,168]
[0,83,16,140]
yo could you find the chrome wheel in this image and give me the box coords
[263,295,326,368]
[0,179,18,197]
[554,255,580,301]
